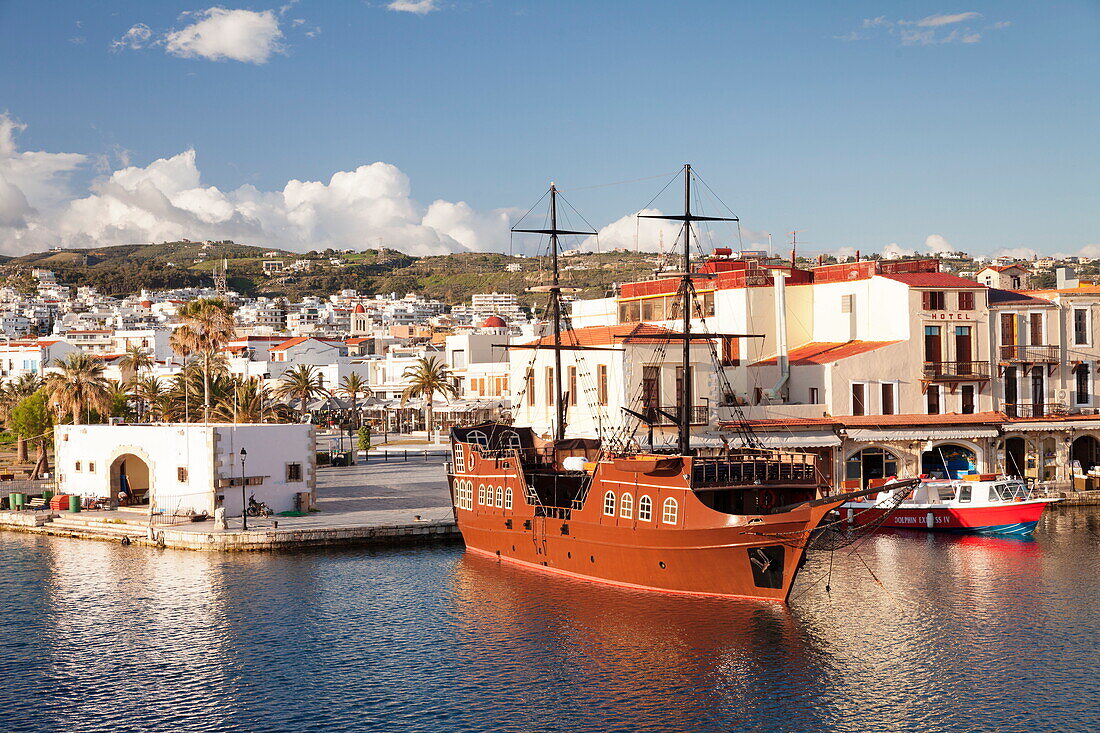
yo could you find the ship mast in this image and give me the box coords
[640,164,738,456]
[512,183,595,442]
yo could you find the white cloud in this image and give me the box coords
[925,234,955,254]
[909,12,980,28]
[111,23,154,51]
[165,8,284,64]
[388,0,440,15]
[882,242,915,259]
[840,11,1001,46]
[0,116,520,257]
[992,247,1038,261]
[581,209,689,253]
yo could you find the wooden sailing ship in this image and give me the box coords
[447,166,888,602]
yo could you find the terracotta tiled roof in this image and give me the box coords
[753,340,902,366]
[983,264,1030,273]
[523,322,713,347]
[270,337,345,351]
[878,272,986,289]
[838,411,1006,426]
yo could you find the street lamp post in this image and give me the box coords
[240,447,248,531]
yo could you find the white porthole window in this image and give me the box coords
[603,491,616,516]
[505,487,513,510]
[495,486,503,508]
[466,481,474,510]
[478,484,486,505]
[453,444,465,473]
[620,493,633,519]
[467,430,489,449]
[662,497,679,525]
[639,495,653,521]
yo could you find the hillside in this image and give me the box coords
[0,241,662,306]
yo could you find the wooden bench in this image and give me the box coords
[25,497,47,510]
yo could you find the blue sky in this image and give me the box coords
[0,1,1097,257]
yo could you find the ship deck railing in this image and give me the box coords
[691,452,818,487]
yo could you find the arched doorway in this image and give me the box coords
[1004,437,1026,478]
[845,447,900,489]
[921,443,977,479]
[1071,435,1100,474]
[110,454,151,506]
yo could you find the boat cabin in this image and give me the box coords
[887,479,1033,505]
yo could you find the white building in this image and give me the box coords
[55,423,317,517]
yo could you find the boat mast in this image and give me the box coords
[512,183,595,443]
[638,164,739,456]
[550,184,565,442]
[679,167,693,457]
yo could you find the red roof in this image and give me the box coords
[353,303,366,314]
[346,337,371,345]
[983,264,1030,273]
[524,322,713,347]
[753,340,902,366]
[839,411,1006,427]
[270,337,345,351]
[719,417,841,430]
[483,315,507,328]
[878,272,986,289]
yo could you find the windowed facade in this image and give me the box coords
[286,463,303,481]
[923,291,946,310]
[662,497,678,525]
[927,385,941,414]
[467,430,489,449]
[545,367,555,406]
[1077,364,1091,405]
[525,368,535,407]
[924,326,942,364]
[619,493,633,519]
[1074,308,1090,346]
[597,364,608,406]
[453,444,465,473]
[961,385,975,414]
[638,495,652,521]
[568,366,578,407]
[478,484,486,505]
[958,291,975,310]
[503,431,523,450]
[809,387,820,404]
[603,491,615,516]
[505,487,513,510]
[881,383,895,415]
[851,383,866,416]
[177,467,188,482]
[495,486,503,508]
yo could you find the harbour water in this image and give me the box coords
[1,509,1098,733]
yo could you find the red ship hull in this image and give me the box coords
[448,441,845,603]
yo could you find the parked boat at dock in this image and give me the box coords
[843,477,1060,535]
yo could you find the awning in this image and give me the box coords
[697,429,841,449]
[1004,421,1100,432]
[846,427,998,442]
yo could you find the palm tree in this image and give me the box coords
[44,352,111,425]
[274,365,329,422]
[338,372,370,429]
[172,298,236,422]
[212,377,294,423]
[118,344,154,384]
[401,356,459,442]
[131,374,165,422]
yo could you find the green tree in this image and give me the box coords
[171,298,236,422]
[44,352,111,425]
[400,356,459,442]
[274,365,329,422]
[10,391,53,479]
[338,372,370,429]
[118,344,154,384]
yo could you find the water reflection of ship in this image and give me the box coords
[449,551,843,731]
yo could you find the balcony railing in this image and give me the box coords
[999,345,1059,363]
[1003,402,1067,419]
[921,361,991,380]
[644,405,709,426]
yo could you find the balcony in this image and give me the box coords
[1003,402,1068,419]
[921,361,991,381]
[999,345,1059,363]
[645,405,709,426]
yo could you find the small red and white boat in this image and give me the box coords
[843,477,1061,536]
